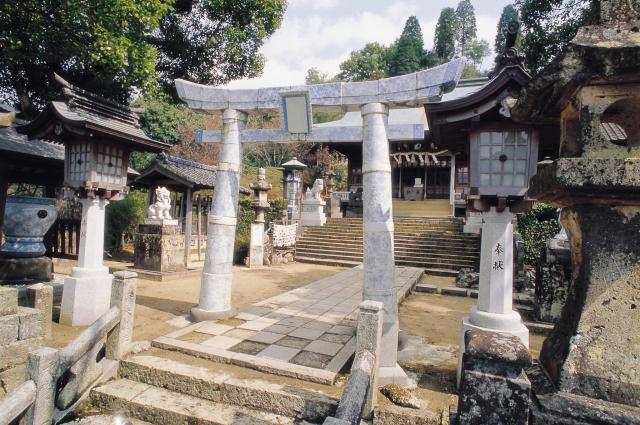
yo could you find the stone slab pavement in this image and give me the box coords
[153,265,423,385]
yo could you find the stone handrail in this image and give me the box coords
[0,379,37,425]
[323,301,384,425]
[0,271,137,425]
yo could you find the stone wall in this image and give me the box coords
[0,285,52,370]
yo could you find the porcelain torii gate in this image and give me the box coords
[175,57,465,386]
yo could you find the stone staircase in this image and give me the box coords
[90,350,340,424]
[295,217,480,276]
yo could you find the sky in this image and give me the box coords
[225,0,515,89]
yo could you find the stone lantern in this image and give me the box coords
[511,1,640,420]
[248,168,272,268]
[323,170,336,194]
[18,74,168,325]
[281,157,306,221]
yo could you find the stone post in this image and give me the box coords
[458,207,528,383]
[26,283,53,339]
[449,153,457,216]
[106,271,137,360]
[360,102,412,387]
[60,197,113,326]
[191,109,247,321]
[25,347,59,425]
[249,168,272,269]
[357,300,384,419]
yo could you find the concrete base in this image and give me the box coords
[190,306,237,322]
[378,364,417,389]
[60,267,113,326]
[463,213,483,234]
[0,256,52,284]
[301,199,327,226]
[145,218,179,226]
[248,223,265,268]
[457,315,529,385]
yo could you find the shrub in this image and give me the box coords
[233,196,288,264]
[516,203,562,267]
[105,189,147,253]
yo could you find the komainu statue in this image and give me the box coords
[147,186,172,219]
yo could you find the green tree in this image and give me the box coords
[516,0,595,73]
[0,0,287,118]
[434,7,458,62]
[0,0,172,118]
[455,0,478,57]
[305,68,330,85]
[495,5,521,53]
[467,39,491,69]
[150,0,287,91]
[388,16,426,76]
[337,43,389,81]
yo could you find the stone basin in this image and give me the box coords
[0,196,58,258]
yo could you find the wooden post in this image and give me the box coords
[184,188,193,267]
[0,172,8,244]
[423,162,428,200]
[196,194,202,261]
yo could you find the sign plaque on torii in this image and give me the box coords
[175,58,465,387]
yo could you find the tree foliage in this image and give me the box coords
[149,0,287,90]
[434,8,458,62]
[388,16,426,76]
[455,0,478,57]
[495,4,521,53]
[0,0,172,118]
[516,0,595,73]
[0,0,286,118]
[467,39,491,68]
[105,189,148,253]
[337,43,389,82]
[517,203,562,266]
[305,68,330,85]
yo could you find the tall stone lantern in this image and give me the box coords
[281,157,306,221]
[249,168,271,268]
[511,1,640,420]
[324,170,336,194]
[18,74,168,326]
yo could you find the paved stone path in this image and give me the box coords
[153,266,423,384]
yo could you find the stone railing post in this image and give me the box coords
[357,300,384,419]
[361,102,411,387]
[106,271,137,360]
[24,347,59,425]
[192,108,247,321]
[26,283,53,339]
[456,329,532,425]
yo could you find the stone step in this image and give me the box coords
[294,247,479,263]
[299,233,480,243]
[91,378,298,425]
[115,355,338,422]
[295,253,472,271]
[295,240,481,254]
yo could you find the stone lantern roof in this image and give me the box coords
[18,74,170,152]
[512,0,640,123]
[281,157,307,170]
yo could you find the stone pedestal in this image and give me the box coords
[248,223,265,268]
[192,109,246,322]
[329,193,343,218]
[0,257,51,284]
[361,102,412,388]
[133,223,185,273]
[300,198,326,226]
[60,198,112,326]
[463,212,483,234]
[458,207,528,383]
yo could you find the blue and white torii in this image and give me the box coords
[175,57,465,387]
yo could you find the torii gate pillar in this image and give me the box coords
[191,109,247,321]
[361,102,413,387]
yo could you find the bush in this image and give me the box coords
[516,203,562,267]
[233,196,288,264]
[105,189,147,253]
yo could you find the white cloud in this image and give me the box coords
[225,2,503,89]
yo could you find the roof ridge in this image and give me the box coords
[159,152,216,170]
